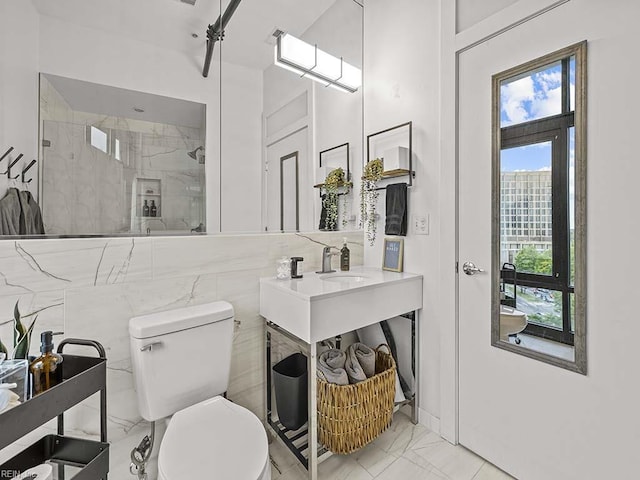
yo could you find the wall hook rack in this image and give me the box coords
[4,154,23,179]
[0,146,14,164]
[22,159,36,183]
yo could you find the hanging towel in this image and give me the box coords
[350,343,376,378]
[317,349,348,385]
[318,194,336,231]
[385,183,407,236]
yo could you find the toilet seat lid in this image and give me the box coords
[158,396,269,480]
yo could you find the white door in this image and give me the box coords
[458,18,580,480]
[265,127,308,232]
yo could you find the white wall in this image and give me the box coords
[456,0,518,32]
[221,62,263,232]
[0,0,39,201]
[363,0,442,429]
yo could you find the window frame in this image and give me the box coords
[491,41,587,374]
[501,114,573,344]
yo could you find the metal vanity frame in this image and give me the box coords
[264,311,419,480]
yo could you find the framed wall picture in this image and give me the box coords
[382,238,404,272]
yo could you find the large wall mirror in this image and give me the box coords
[219,0,363,233]
[492,42,587,373]
[0,0,361,238]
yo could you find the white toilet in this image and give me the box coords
[499,305,528,343]
[129,301,271,480]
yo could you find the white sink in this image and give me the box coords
[260,266,422,343]
[320,274,367,283]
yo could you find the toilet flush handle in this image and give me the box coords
[140,341,163,352]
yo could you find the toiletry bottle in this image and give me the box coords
[150,200,157,217]
[143,200,150,217]
[340,238,350,271]
[30,331,63,395]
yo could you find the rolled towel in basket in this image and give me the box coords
[317,349,349,385]
[351,343,376,378]
[345,343,374,384]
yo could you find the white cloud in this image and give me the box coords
[501,67,564,125]
[535,70,561,92]
[501,76,534,125]
[531,85,562,118]
[538,166,551,171]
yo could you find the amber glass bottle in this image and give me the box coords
[340,238,350,271]
[30,331,63,395]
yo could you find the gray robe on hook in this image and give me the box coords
[0,188,45,235]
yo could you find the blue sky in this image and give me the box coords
[500,60,576,227]
[500,59,575,173]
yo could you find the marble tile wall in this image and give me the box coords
[0,231,363,479]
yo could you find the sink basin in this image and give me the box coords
[260,266,423,343]
[320,274,367,283]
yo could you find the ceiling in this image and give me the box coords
[31,0,340,71]
[33,0,357,123]
[44,74,206,129]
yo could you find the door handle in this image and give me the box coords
[462,262,485,275]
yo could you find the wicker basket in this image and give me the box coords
[317,345,396,454]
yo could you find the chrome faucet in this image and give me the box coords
[317,246,339,274]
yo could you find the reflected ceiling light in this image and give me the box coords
[274,32,361,93]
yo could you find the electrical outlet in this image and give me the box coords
[413,214,429,235]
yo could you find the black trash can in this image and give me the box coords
[273,353,308,430]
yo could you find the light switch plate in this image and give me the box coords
[413,214,429,235]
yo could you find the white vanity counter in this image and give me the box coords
[260,266,422,343]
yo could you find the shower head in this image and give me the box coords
[188,146,204,160]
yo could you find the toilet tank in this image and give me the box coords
[129,301,234,422]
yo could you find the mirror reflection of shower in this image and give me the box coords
[188,146,205,164]
[39,73,207,236]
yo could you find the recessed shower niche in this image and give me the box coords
[39,74,206,236]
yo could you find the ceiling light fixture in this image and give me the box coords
[133,107,145,113]
[274,32,361,93]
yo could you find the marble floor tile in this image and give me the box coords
[318,454,374,480]
[376,457,447,480]
[409,432,485,480]
[372,411,429,456]
[265,410,515,480]
[471,462,515,480]
[351,441,397,477]
[269,435,303,478]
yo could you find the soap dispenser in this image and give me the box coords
[340,238,350,271]
[30,331,63,395]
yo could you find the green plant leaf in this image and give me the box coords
[13,315,37,360]
[0,338,7,357]
[13,301,24,347]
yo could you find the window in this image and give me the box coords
[90,126,108,153]
[494,42,586,352]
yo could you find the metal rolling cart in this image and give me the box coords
[0,339,109,480]
[265,312,419,480]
